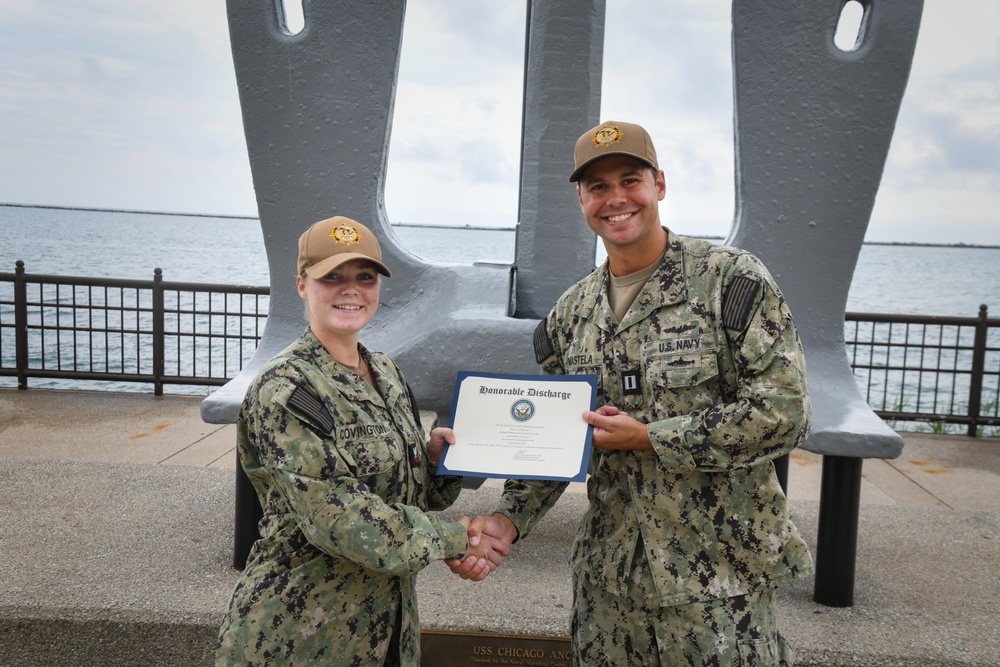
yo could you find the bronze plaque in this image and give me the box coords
[421,630,571,667]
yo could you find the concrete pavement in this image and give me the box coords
[1,388,998,665]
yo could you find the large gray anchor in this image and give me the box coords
[204,0,923,607]
[200,0,603,426]
[729,0,922,605]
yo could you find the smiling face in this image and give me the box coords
[296,259,380,344]
[577,154,667,274]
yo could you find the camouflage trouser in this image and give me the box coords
[571,558,793,666]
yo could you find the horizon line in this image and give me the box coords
[3,202,998,249]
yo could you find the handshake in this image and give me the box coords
[450,513,520,581]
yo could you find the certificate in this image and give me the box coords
[438,371,598,482]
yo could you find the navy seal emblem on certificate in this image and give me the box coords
[511,399,535,422]
[438,371,598,482]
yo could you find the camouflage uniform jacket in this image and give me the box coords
[496,232,814,607]
[216,329,467,667]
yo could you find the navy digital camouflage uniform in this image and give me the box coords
[216,329,468,667]
[495,231,813,665]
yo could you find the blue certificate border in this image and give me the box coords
[437,371,598,483]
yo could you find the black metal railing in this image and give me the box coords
[846,306,1000,437]
[2,262,998,436]
[0,261,268,395]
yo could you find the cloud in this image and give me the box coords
[892,107,1000,184]
[0,0,251,215]
[872,0,1000,194]
[397,0,525,88]
[0,0,996,245]
[387,8,524,229]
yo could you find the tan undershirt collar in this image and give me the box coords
[607,253,664,321]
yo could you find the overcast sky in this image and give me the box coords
[1,0,997,244]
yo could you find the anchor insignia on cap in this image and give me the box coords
[592,124,622,147]
[330,222,361,246]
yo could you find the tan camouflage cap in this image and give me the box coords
[569,120,659,182]
[297,216,392,278]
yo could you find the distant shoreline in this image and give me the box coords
[0,201,257,221]
[3,202,998,249]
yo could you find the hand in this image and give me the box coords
[427,427,456,467]
[583,405,652,451]
[448,514,518,581]
[463,516,511,572]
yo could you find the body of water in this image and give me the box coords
[3,205,997,319]
[3,206,999,431]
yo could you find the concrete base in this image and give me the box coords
[2,457,998,666]
[0,461,231,666]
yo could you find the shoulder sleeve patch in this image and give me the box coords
[533,317,556,364]
[288,385,335,435]
[405,382,423,430]
[723,275,761,331]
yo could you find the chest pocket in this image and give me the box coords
[289,385,405,478]
[341,434,403,477]
[646,351,720,389]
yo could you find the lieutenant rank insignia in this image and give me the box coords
[621,369,642,396]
